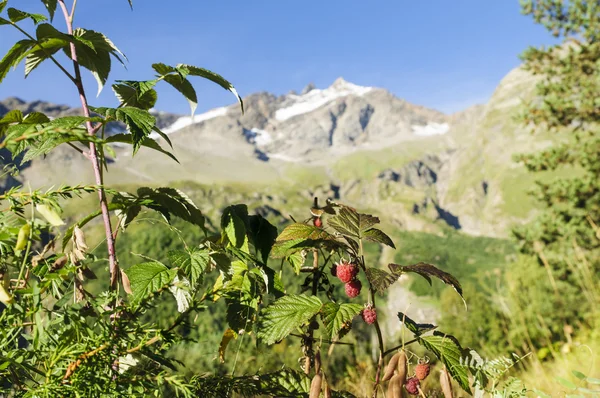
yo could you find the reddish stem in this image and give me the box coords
[57,0,119,289]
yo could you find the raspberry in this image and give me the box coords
[415,362,430,380]
[361,307,377,324]
[404,377,420,395]
[330,264,337,277]
[337,262,358,283]
[313,217,322,228]
[345,279,362,298]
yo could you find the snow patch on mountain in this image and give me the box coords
[161,107,228,135]
[275,78,372,121]
[243,128,272,146]
[411,122,450,136]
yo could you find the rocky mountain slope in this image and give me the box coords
[1,68,551,237]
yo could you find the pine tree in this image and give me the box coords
[513,0,600,337]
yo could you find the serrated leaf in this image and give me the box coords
[276,223,336,242]
[178,64,243,112]
[40,0,57,20]
[168,275,192,313]
[106,133,178,162]
[162,73,198,116]
[125,261,177,303]
[248,214,278,264]
[221,205,249,253]
[112,80,158,109]
[419,332,471,393]
[328,207,379,239]
[397,311,436,336]
[226,298,257,331]
[363,228,395,248]
[257,294,322,345]
[69,28,125,95]
[0,39,34,84]
[7,8,47,24]
[168,249,209,286]
[390,262,465,306]
[365,268,398,294]
[320,302,363,339]
[24,38,68,77]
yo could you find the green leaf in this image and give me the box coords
[24,38,69,77]
[168,249,209,286]
[257,294,322,345]
[572,370,586,380]
[248,215,278,264]
[419,332,471,393]
[328,207,379,239]
[163,74,198,116]
[320,302,363,339]
[68,28,125,95]
[40,0,57,20]
[397,312,436,336]
[363,228,395,248]
[125,261,177,303]
[0,1,7,13]
[389,262,465,306]
[556,377,577,390]
[106,133,178,162]
[221,205,250,252]
[93,107,156,153]
[135,187,204,228]
[7,8,47,24]
[112,80,158,110]
[276,223,336,242]
[365,268,398,294]
[178,64,244,112]
[0,39,34,84]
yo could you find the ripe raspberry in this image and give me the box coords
[313,217,322,228]
[361,307,377,324]
[415,362,430,380]
[330,264,337,277]
[404,377,420,395]
[337,262,358,283]
[345,279,362,298]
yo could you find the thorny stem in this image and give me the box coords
[383,338,419,357]
[57,0,119,290]
[358,239,385,398]
[304,248,320,374]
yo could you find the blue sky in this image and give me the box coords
[0,1,553,114]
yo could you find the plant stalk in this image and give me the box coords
[57,0,119,289]
[358,239,385,398]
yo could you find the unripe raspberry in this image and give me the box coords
[415,362,430,380]
[361,307,377,324]
[404,376,420,395]
[336,262,358,283]
[345,279,362,298]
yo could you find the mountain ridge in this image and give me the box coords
[0,68,549,238]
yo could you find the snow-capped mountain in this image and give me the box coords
[0,68,547,237]
[147,77,451,164]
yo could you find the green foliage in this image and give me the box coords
[257,294,323,345]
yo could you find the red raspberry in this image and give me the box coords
[345,279,362,298]
[313,217,322,228]
[361,307,377,324]
[330,264,337,277]
[337,262,358,283]
[404,377,420,395]
[415,363,430,380]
